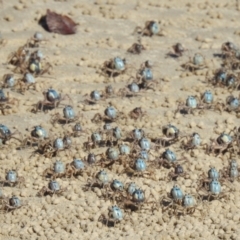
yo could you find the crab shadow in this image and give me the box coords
[213,53,225,59]
[161,199,172,207]
[165,53,180,59]
[82,182,103,192]
[38,15,50,32]
[99,219,116,227]
[32,103,57,113]
[122,203,139,212]
[179,109,190,115]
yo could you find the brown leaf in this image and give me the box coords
[46,9,78,35]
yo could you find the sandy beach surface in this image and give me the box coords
[1,0,240,239]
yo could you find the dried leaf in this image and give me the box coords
[46,9,78,35]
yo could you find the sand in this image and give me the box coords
[0,0,240,239]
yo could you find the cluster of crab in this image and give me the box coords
[0,112,85,160]
[126,20,161,55]
[159,170,234,219]
[87,176,157,226]
[0,32,53,115]
[175,91,240,116]
[0,85,84,160]
[0,79,92,210]
[74,122,240,223]
[82,159,238,224]
[81,22,166,100]
[0,123,89,212]
[0,160,26,212]
[204,43,240,114]
[207,42,240,90]
[159,159,240,218]
[84,61,158,105]
[1,107,239,215]
[97,58,161,101]
[28,123,85,158]
[1,22,240,230]
[220,41,240,70]
[0,169,25,212]
[148,38,240,117]
[2,32,52,94]
[173,44,240,117]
